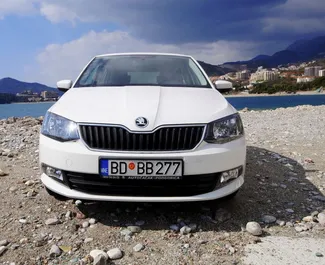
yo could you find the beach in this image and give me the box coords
[0,105,325,265]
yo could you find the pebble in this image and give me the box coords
[0,169,8,176]
[246,222,262,236]
[45,218,59,225]
[120,229,133,236]
[170,224,179,232]
[89,218,97,225]
[316,252,324,257]
[0,246,7,256]
[20,238,28,244]
[133,243,144,252]
[0,240,9,247]
[317,212,325,226]
[295,226,304,232]
[302,216,313,222]
[180,226,192,235]
[9,186,18,192]
[65,211,72,219]
[135,220,145,226]
[127,226,142,233]
[49,245,61,257]
[90,249,108,260]
[262,215,276,224]
[214,208,231,223]
[312,196,325,202]
[75,200,82,206]
[25,180,35,186]
[276,220,286,226]
[93,254,107,265]
[82,221,90,228]
[84,238,93,243]
[107,248,123,260]
[19,219,27,224]
[286,209,295,214]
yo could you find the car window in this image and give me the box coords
[74,55,211,88]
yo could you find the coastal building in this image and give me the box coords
[263,71,278,81]
[297,76,315,83]
[41,91,59,100]
[319,69,325,77]
[304,66,322,77]
[236,70,250,80]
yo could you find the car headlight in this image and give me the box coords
[204,113,244,144]
[41,112,79,141]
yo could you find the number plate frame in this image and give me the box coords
[98,158,184,180]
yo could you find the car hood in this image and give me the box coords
[50,86,236,131]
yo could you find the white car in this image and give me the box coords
[39,53,246,202]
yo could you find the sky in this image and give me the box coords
[0,0,325,86]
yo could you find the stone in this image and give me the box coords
[127,226,142,233]
[89,218,97,225]
[120,229,133,236]
[312,196,325,202]
[93,254,107,265]
[0,246,7,256]
[84,238,93,243]
[246,222,263,236]
[180,226,192,235]
[286,209,294,214]
[65,211,72,219]
[133,243,144,252]
[20,238,28,244]
[75,200,82,206]
[0,240,9,247]
[189,223,197,231]
[82,221,90,228]
[90,250,108,260]
[295,226,303,232]
[170,224,179,231]
[0,169,8,177]
[25,180,35,186]
[9,186,18,192]
[45,218,59,225]
[19,219,27,224]
[276,220,286,227]
[316,252,324,257]
[49,245,61,257]
[317,212,325,226]
[262,215,276,224]
[215,208,231,223]
[302,216,313,222]
[107,248,123,260]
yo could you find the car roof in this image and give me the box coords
[95,52,192,58]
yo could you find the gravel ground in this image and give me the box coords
[0,105,325,265]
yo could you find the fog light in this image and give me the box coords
[220,167,242,183]
[45,166,63,181]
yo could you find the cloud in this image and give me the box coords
[0,0,37,18]
[30,30,257,85]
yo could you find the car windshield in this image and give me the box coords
[74,54,211,88]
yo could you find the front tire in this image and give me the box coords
[45,187,69,201]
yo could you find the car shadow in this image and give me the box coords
[76,146,322,232]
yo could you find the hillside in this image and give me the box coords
[0,77,57,94]
[223,35,325,69]
[197,61,232,76]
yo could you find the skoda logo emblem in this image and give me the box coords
[135,117,148,128]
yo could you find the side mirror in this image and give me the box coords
[57,80,73,92]
[214,81,234,93]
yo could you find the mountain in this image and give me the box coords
[197,61,232,76]
[0,77,57,94]
[223,35,325,69]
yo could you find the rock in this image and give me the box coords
[295,226,303,232]
[45,218,59,225]
[9,186,18,192]
[25,180,35,186]
[133,243,144,252]
[317,212,325,226]
[75,200,82,206]
[316,252,324,257]
[89,218,97,225]
[120,229,133,236]
[312,196,325,202]
[0,240,9,247]
[20,238,28,244]
[107,248,123,260]
[82,221,90,228]
[262,215,276,224]
[93,254,107,265]
[90,250,108,260]
[127,226,142,233]
[84,238,93,243]
[276,220,286,226]
[170,224,179,232]
[65,211,72,219]
[19,219,27,224]
[311,211,319,217]
[286,209,294,214]
[302,216,313,222]
[76,212,86,219]
[0,246,7,256]
[189,223,197,231]
[304,158,314,163]
[49,245,61,257]
[180,226,192,235]
[0,169,8,177]
[246,222,263,236]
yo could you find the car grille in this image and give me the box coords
[79,125,205,151]
[64,171,221,197]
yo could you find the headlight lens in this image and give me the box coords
[41,112,79,141]
[205,113,244,144]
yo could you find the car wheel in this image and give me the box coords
[45,187,69,201]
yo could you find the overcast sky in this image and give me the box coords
[1,0,324,85]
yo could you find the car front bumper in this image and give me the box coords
[39,134,246,202]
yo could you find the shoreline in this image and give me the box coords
[225,91,325,98]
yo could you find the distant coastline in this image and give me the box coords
[225,91,325,98]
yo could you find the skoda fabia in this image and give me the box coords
[39,53,246,202]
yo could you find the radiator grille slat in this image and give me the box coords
[79,125,204,151]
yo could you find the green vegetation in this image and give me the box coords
[250,77,325,94]
[0,93,16,104]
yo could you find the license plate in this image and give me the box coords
[99,159,183,180]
